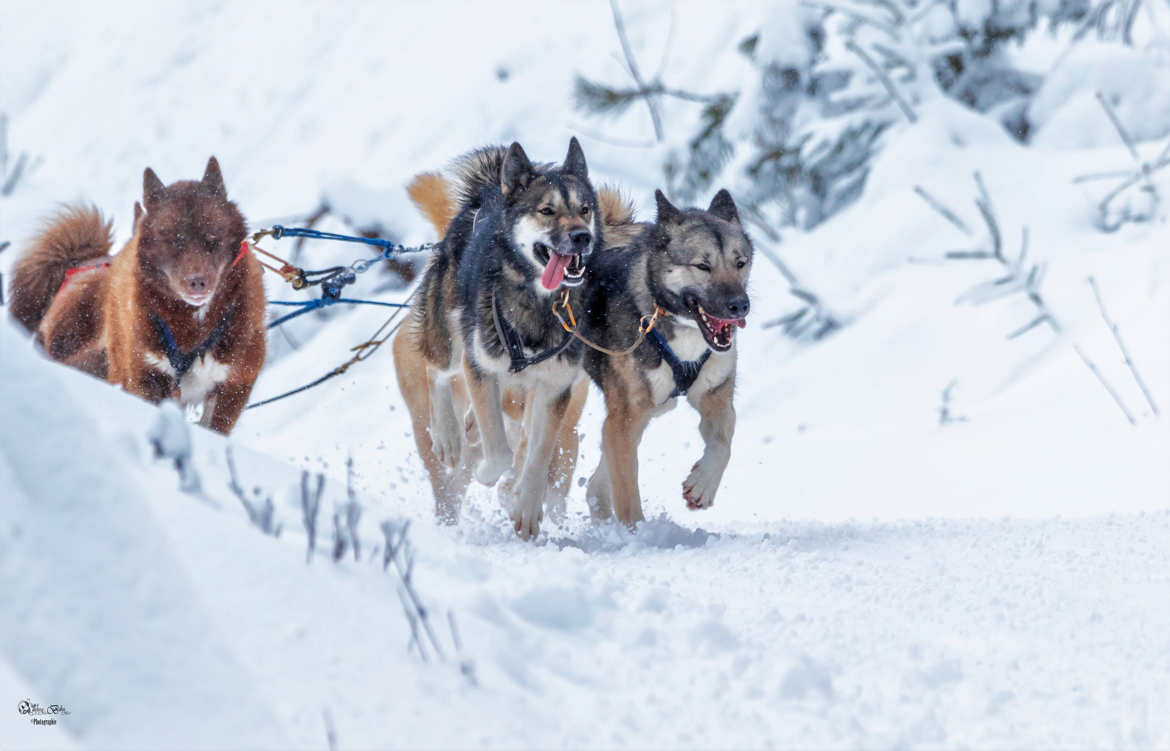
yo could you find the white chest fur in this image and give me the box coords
[144,351,230,405]
[180,355,230,405]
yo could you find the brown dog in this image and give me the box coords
[8,157,267,434]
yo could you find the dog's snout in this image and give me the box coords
[185,274,208,293]
[570,229,592,252]
[726,295,750,317]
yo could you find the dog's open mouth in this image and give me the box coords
[692,304,746,351]
[535,242,585,291]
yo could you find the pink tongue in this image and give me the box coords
[734,318,746,328]
[541,253,572,291]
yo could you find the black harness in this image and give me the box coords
[646,327,711,398]
[149,306,235,387]
[491,293,573,373]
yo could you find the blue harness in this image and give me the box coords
[646,328,711,398]
[149,306,235,387]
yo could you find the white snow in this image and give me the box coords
[2,2,1169,749]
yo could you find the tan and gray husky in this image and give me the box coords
[394,139,601,538]
[579,189,753,525]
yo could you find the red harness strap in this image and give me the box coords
[231,240,250,269]
[57,261,111,296]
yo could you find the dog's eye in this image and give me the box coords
[205,236,218,247]
[695,263,711,272]
[580,205,591,216]
[736,259,746,269]
[539,207,555,216]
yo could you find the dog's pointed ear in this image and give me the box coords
[655,189,682,226]
[143,168,165,212]
[501,142,535,198]
[707,188,740,224]
[202,156,226,198]
[563,136,588,180]
[132,201,144,230]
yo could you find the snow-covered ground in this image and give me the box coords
[2,2,1169,748]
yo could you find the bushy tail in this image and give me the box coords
[406,172,458,237]
[597,185,636,230]
[9,206,113,333]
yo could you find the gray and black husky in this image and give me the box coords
[579,188,754,525]
[394,139,601,537]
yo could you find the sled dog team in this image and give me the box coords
[9,140,754,539]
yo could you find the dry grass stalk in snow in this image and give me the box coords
[1087,275,1160,417]
[917,172,1139,425]
[1071,92,1170,231]
[301,470,325,563]
[226,446,281,537]
[379,519,474,684]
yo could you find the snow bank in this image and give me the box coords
[0,325,287,749]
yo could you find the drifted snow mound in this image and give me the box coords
[0,323,287,750]
[1029,41,1170,149]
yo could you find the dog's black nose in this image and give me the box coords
[726,296,750,317]
[570,229,592,252]
[185,274,208,292]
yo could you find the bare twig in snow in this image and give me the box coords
[972,172,1003,261]
[226,447,281,536]
[381,519,448,663]
[1086,93,1167,230]
[609,0,664,141]
[930,173,1138,425]
[301,471,325,563]
[323,709,338,751]
[331,511,348,562]
[1088,276,1159,416]
[1071,343,1137,424]
[1095,90,1144,166]
[148,403,201,493]
[845,40,917,124]
[398,583,428,661]
[938,378,969,426]
[913,185,973,235]
[345,456,363,561]
[448,610,478,686]
[0,114,40,198]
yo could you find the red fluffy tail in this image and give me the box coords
[8,206,113,333]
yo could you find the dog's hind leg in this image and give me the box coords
[545,376,588,520]
[682,375,736,510]
[394,325,462,523]
[509,382,572,540]
[463,358,513,487]
[600,387,651,527]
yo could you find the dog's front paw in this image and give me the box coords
[475,450,513,486]
[682,460,721,510]
[510,494,543,541]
